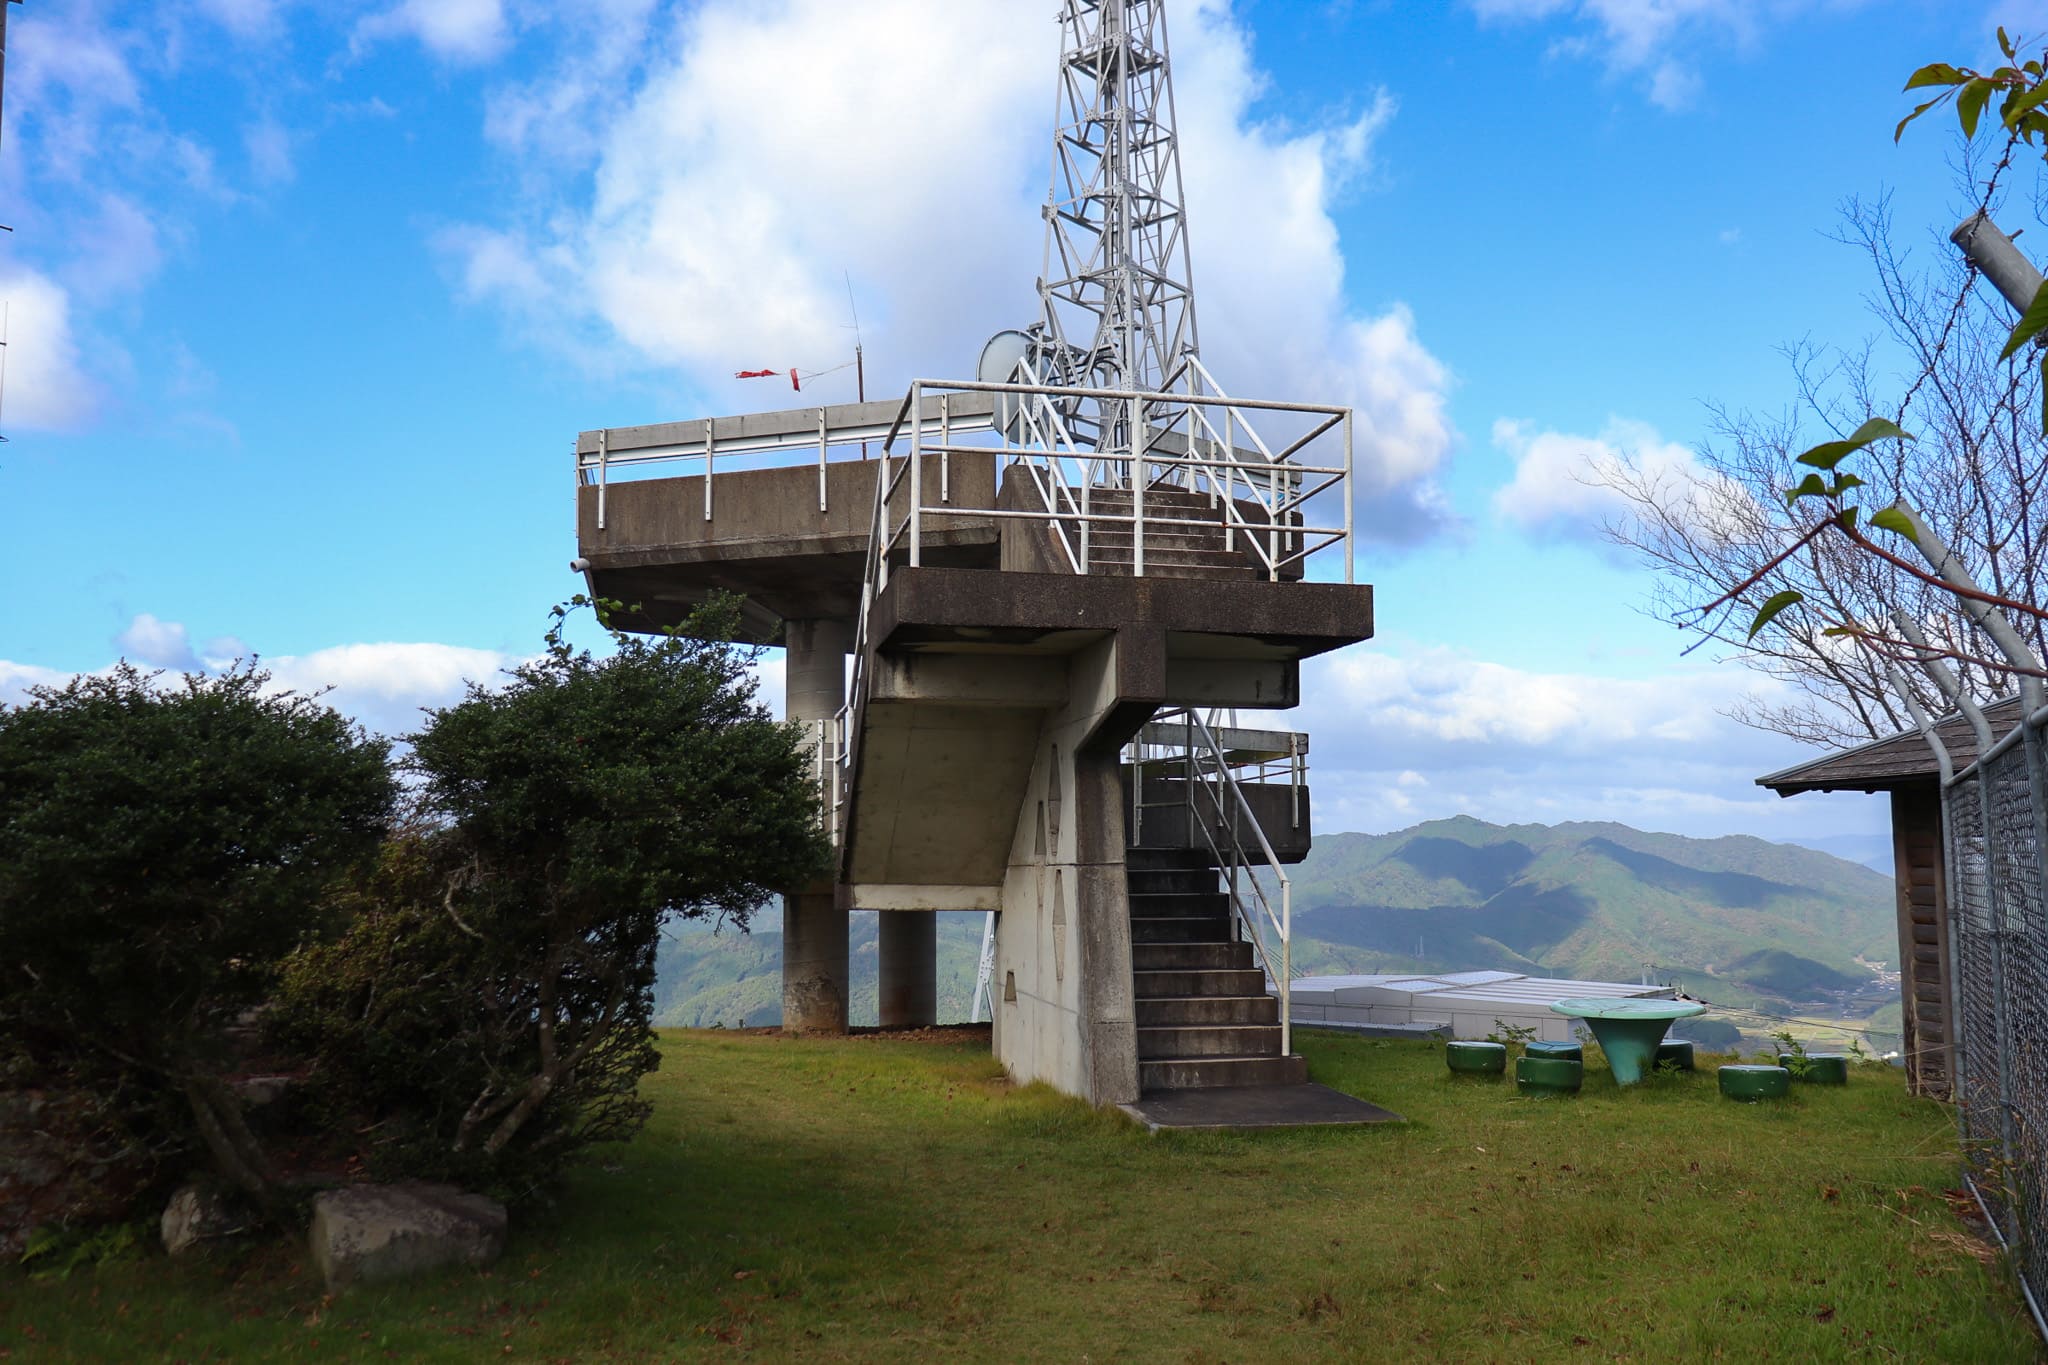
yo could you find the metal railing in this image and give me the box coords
[1129,707,1296,1054]
[879,369,1355,584]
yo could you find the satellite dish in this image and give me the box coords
[977,329,1034,441]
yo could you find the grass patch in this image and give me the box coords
[2,1031,2037,1361]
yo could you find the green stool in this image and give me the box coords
[1655,1040,1695,1071]
[1719,1065,1791,1101]
[1778,1052,1849,1085]
[1526,1040,1583,1062]
[1446,1040,1507,1076]
[1516,1055,1583,1097]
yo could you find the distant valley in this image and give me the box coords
[654,817,1900,1047]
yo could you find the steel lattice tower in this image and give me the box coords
[1031,0,1201,404]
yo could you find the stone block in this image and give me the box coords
[309,1182,507,1291]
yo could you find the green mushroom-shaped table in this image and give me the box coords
[1548,997,1706,1086]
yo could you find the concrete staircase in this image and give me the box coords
[1056,483,1264,580]
[1128,847,1307,1090]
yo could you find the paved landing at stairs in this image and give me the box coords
[1119,1083,1402,1132]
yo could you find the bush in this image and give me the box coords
[0,663,395,1203]
[274,598,831,1199]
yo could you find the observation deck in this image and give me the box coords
[573,375,1372,1106]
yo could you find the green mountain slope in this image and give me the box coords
[651,818,1899,1025]
[1286,817,1896,1008]
[653,912,987,1028]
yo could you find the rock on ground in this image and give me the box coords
[309,1183,507,1291]
[161,1183,250,1257]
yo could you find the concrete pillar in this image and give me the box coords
[878,911,937,1029]
[782,618,852,1034]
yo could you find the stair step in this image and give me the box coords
[1085,561,1258,581]
[1133,967,1268,998]
[1136,995,1279,1027]
[1126,866,1217,895]
[1130,890,1229,917]
[1126,847,1215,871]
[1131,940,1254,971]
[1139,1024,1283,1060]
[1129,915,1231,944]
[1140,1054,1309,1091]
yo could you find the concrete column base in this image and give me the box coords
[782,890,848,1033]
[782,617,852,1036]
[878,911,938,1029]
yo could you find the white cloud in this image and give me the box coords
[196,0,287,41]
[1491,415,1748,541]
[0,266,97,431]
[356,0,511,65]
[1468,0,1841,109]
[0,661,75,709]
[1292,644,1887,845]
[445,0,1457,542]
[115,613,202,671]
[262,641,519,735]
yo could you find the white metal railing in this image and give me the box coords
[879,370,1355,584]
[1128,707,1296,1054]
[572,395,1000,530]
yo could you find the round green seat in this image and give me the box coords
[1446,1040,1507,1076]
[1778,1052,1849,1085]
[1719,1064,1791,1101]
[1516,1055,1583,1097]
[1526,1040,1583,1062]
[1655,1040,1695,1071]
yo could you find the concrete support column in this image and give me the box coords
[782,618,853,1034]
[878,911,938,1029]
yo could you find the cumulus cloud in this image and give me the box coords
[114,613,203,671]
[1467,0,1839,109]
[355,0,511,65]
[0,266,98,430]
[445,0,1457,542]
[1490,415,1755,546]
[1291,645,1882,844]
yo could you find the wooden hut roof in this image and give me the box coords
[1757,697,2024,796]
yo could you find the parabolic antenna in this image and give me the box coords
[977,329,1034,441]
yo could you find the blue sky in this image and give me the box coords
[4,0,2038,855]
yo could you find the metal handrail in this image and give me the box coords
[1140,707,1295,1054]
[882,375,1355,584]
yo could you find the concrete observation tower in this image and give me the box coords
[570,0,1373,1108]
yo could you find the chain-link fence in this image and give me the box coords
[1935,704,2048,1333]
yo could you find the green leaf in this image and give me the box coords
[1896,98,1943,142]
[1904,62,1967,91]
[1836,505,1861,529]
[1830,474,1866,496]
[1869,506,1917,536]
[2000,27,2016,59]
[1795,417,1911,471]
[2002,79,2048,128]
[1822,625,1860,638]
[1748,591,1804,640]
[2002,278,2048,360]
[1785,472,1829,506]
[1962,78,1996,137]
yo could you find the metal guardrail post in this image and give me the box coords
[596,428,609,531]
[910,388,923,567]
[1133,393,1146,577]
[817,409,829,513]
[703,417,715,522]
[1343,412,1354,584]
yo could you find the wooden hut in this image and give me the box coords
[1756,698,2021,1098]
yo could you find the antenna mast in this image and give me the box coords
[1031,1,1200,414]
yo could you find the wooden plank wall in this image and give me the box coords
[1891,786,1953,1098]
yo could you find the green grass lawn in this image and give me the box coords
[3,1029,2038,1362]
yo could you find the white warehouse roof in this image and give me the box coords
[1289,971,1673,1043]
